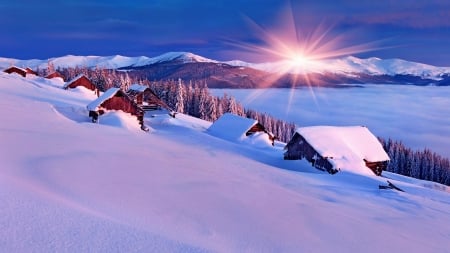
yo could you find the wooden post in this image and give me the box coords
[137,93,143,105]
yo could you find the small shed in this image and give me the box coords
[86,88,147,131]
[3,66,28,77]
[208,113,275,145]
[284,126,390,175]
[46,71,65,81]
[64,74,98,94]
[126,84,173,113]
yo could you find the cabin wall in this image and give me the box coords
[143,90,170,109]
[246,123,265,136]
[67,77,96,91]
[284,133,335,174]
[136,93,143,105]
[4,68,26,77]
[364,160,388,176]
[101,95,143,117]
[25,68,37,75]
[46,72,64,81]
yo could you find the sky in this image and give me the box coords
[1,0,450,66]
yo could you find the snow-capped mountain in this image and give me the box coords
[242,56,450,80]
[1,52,450,86]
[0,52,217,70]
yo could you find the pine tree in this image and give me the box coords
[175,78,185,113]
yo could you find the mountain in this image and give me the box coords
[1,52,450,87]
[0,52,217,70]
[1,69,450,252]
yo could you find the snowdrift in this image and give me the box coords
[1,73,450,253]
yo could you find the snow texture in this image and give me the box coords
[0,52,217,70]
[297,126,390,175]
[128,83,149,92]
[1,72,450,253]
[208,113,258,141]
[86,87,120,111]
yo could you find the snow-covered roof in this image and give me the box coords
[128,84,148,92]
[63,74,87,88]
[3,66,27,72]
[87,88,121,111]
[208,113,259,141]
[297,126,389,173]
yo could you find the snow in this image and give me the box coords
[96,110,146,131]
[211,87,450,156]
[3,65,27,72]
[0,52,217,70]
[297,126,390,175]
[207,113,259,141]
[228,55,450,79]
[86,87,120,111]
[1,73,450,252]
[128,83,149,92]
[137,52,217,66]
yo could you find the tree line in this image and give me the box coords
[42,66,450,186]
[148,79,297,143]
[379,138,450,186]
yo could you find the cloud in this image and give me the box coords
[349,10,450,29]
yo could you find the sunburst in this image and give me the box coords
[226,4,388,114]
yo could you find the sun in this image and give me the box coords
[229,3,384,78]
[285,52,313,72]
[226,3,386,112]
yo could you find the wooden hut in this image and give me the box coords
[208,113,275,145]
[45,71,65,81]
[86,88,148,131]
[126,84,173,113]
[3,66,28,77]
[25,67,37,76]
[63,74,98,94]
[284,126,390,175]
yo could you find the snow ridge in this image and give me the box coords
[2,52,450,79]
[0,52,217,70]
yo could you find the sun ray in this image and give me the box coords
[224,4,391,113]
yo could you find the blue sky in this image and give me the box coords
[1,0,449,65]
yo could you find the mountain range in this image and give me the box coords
[1,52,449,87]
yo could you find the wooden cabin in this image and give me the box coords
[87,88,148,131]
[208,113,275,145]
[284,132,336,174]
[64,74,98,94]
[45,71,65,81]
[25,67,37,76]
[126,84,173,113]
[284,126,390,176]
[3,66,28,77]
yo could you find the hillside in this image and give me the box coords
[1,73,450,252]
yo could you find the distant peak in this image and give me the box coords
[152,52,217,63]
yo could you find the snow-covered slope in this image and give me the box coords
[2,52,450,80]
[1,73,450,252]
